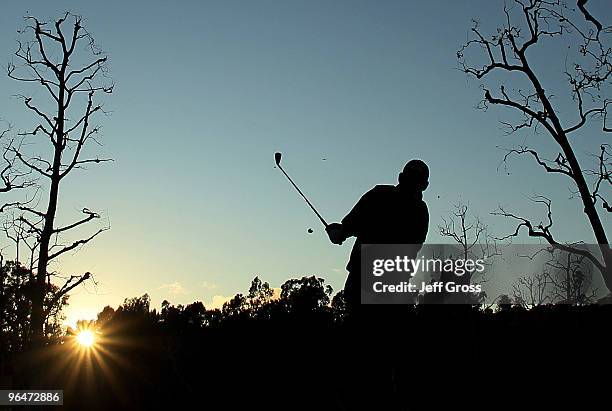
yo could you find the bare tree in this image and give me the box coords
[512,248,597,305]
[2,211,39,271]
[439,203,499,285]
[7,13,113,343]
[459,0,611,293]
[512,272,550,307]
[546,249,598,303]
[433,203,499,303]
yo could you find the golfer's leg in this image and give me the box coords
[343,271,360,319]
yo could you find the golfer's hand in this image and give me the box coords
[326,223,345,245]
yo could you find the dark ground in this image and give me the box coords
[4,302,611,410]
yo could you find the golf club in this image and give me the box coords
[274,152,328,228]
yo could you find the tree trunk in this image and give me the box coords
[30,85,64,346]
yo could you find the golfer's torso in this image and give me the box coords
[346,186,428,272]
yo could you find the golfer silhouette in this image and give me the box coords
[326,160,429,314]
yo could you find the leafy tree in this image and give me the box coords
[497,294,514,311]
[331,290,348,323]
[118,294,152,315]
[247,276,274,317]
[0,260,67,354]
[280,276,333,314]
[221,294,248,321]
[95,305,115,326]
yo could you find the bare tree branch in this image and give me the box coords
[43,272,91,319]
[492,196,605,273]
[53,208,99,234]
[48,226,109,262]
[588,144,611,212]
[501,145,574,178]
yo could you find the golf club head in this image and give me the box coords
[274,152,282,166]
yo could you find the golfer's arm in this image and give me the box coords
[415,206,429,244]
[338,221,356,240]
[341,196,369,239]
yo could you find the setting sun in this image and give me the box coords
[76,330,96,348]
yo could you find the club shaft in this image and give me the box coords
[277,165,328,227]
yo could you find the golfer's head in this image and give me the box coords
[398,159,429,192]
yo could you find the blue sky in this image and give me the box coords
[0,0,609,324]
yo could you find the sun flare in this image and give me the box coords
[76,330,95,347]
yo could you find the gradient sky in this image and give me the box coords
[0,0,610,325]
